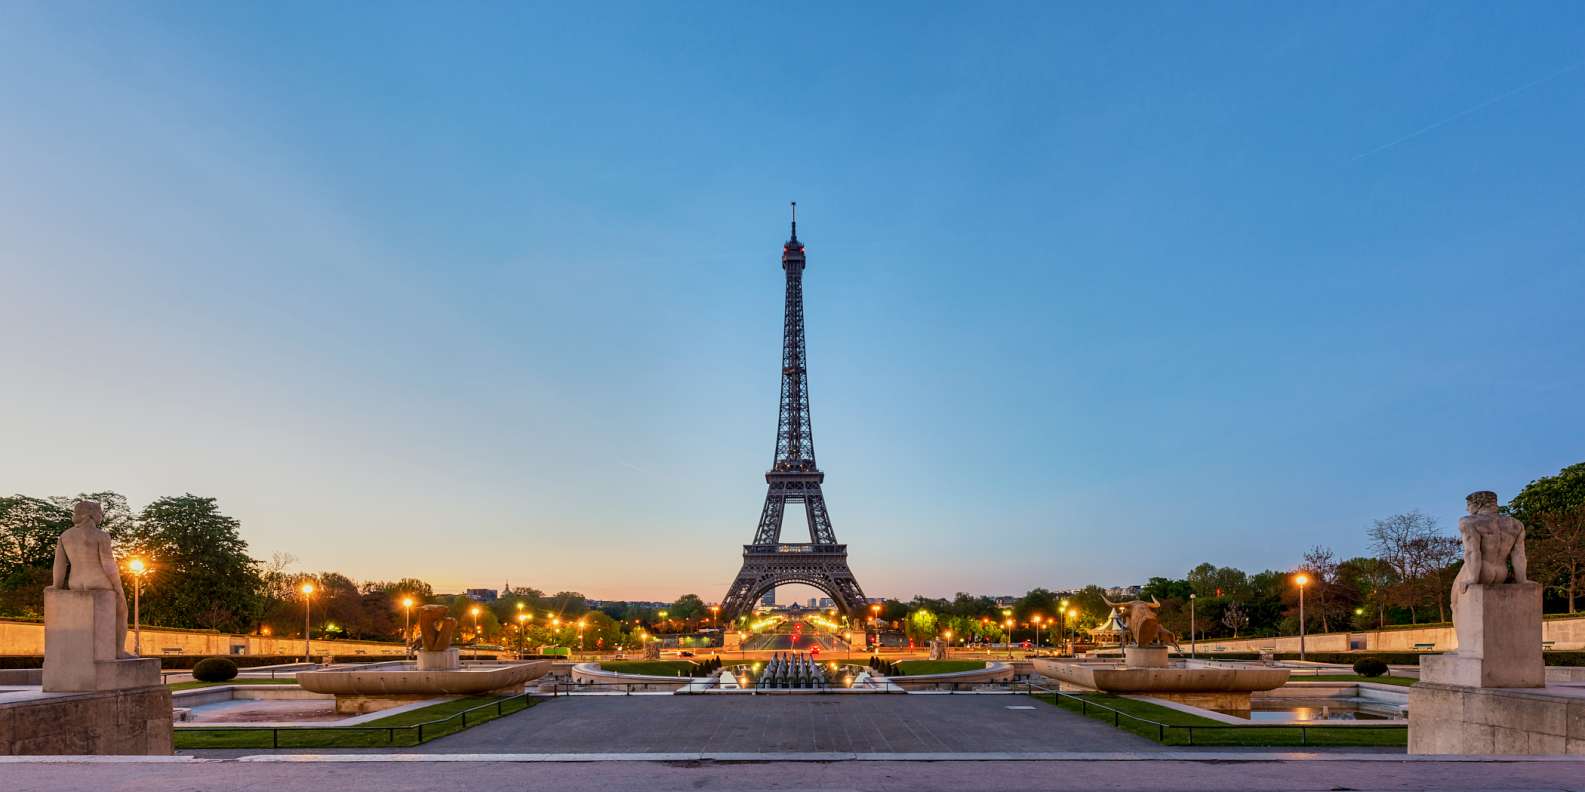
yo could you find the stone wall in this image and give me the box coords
[1409,682,1585,755]
[1193,613,1585,654]
[0,685,173,755]
[0,618,407,658]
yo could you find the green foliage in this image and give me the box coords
[667,593,707,620]
[127,495,263,633]
[0,496,72,617]
[892,660,984,675]
[1508,463,1585,527]
[1352,658,1389,677]
[191,656,238,682]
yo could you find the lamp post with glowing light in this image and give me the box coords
[1189,593,1197,659]
[1031,614,1043,654]
[1294,572,1310,662]
[1066,607,1077,654]
[517,612,530,655]
[401,597,415,660]
[125,558,149,656]
[300,582,315,661]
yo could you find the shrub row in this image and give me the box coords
[692,656,722,676]
[868,656,902,676]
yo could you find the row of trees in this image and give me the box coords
[0,491,718,650]
[878,463,1585,644]
[2,462,1580,646]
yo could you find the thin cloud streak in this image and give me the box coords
[1353,61,1583,162]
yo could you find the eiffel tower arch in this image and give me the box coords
[720,205,868,622]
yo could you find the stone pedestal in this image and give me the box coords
[1422,583,1544,688]
[1409,683,1585,755]
[415,648,460,671]
[643,641,661,659]
[0,686,173,755]
[1123,645,1170,669]
[42,588,159,692]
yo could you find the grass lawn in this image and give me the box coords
[1032,692,1406,748]
[892,660,986,675]
[174,695,535,749]
[169,678,301,691]
[1293,674,1416,687]
[598,660,699,676]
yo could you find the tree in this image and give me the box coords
[0,496,72,618]
[125,495,263,633]
[1531,505,1585,613]
[1300,545,1356,633]
[1220,601,1249,637]
[1369,510,1457,623]
[1014,588,1059,622]
[667,593,706,621]
[1510,464,1585,613]
[1338,556,1397,629]
[1508,463,1585,530]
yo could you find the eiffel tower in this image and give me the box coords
[719,204,868,622]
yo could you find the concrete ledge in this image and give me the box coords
[1409,681,1585,755]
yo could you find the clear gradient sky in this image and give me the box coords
[3,3,1582,603]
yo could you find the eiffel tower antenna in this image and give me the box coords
[719,210,868,622]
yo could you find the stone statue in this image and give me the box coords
[412,604,457,652]
[1102,595,1180,648]
[1452,490,1527,600]
[49,501,133,659]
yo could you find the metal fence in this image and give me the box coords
[176,692,536,749]
[1023,683,1406,746]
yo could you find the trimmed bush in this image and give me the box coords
[1352,658,1389,677]
[191,657,238,682]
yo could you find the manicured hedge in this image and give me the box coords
[191,657,239,682]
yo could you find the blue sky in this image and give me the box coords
[2,3,1582,601]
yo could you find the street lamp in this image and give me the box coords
[126,558,149,656]
[401,597,415,660]
[300,582,315,662]
[1003,617,1015,658]
[1066,607,1077,654]
[1189,593,1197,660]
[470,605,482,662]
[578,618,587,654]
[1031,614,1043,654]
[517,612,530,655]
[1294,573,1310,662]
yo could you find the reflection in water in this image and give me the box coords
[1216,699,1396,721]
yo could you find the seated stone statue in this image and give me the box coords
[50,501,133,659]
[1452,490,1527,609]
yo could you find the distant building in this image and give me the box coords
[993,596,1017,607]
[761,589,776,606]
[464,588,499,603]
[818,597,833,608]
[807,598,817,608]
[1104,585,1142,599]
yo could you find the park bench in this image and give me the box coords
[1413,642,1435,652]
[1542,640,1555,650]
[160,647,183,655]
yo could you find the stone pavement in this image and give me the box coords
[6,756,1585,792]
[406,694,1165,754]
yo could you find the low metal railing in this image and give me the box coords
[1023,683,1406,746]
[176,692,536,749]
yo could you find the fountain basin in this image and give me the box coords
[297,661,549,713]
[1033,658,1289,710]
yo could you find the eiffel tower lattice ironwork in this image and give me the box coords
[719,205,869,622]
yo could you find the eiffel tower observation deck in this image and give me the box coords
[719,205,869,622]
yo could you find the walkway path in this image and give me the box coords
[7,756,1584,792]
[420,694,1163,754]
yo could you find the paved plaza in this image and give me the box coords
[414,694,1163,754]
[7,756,1585,792]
